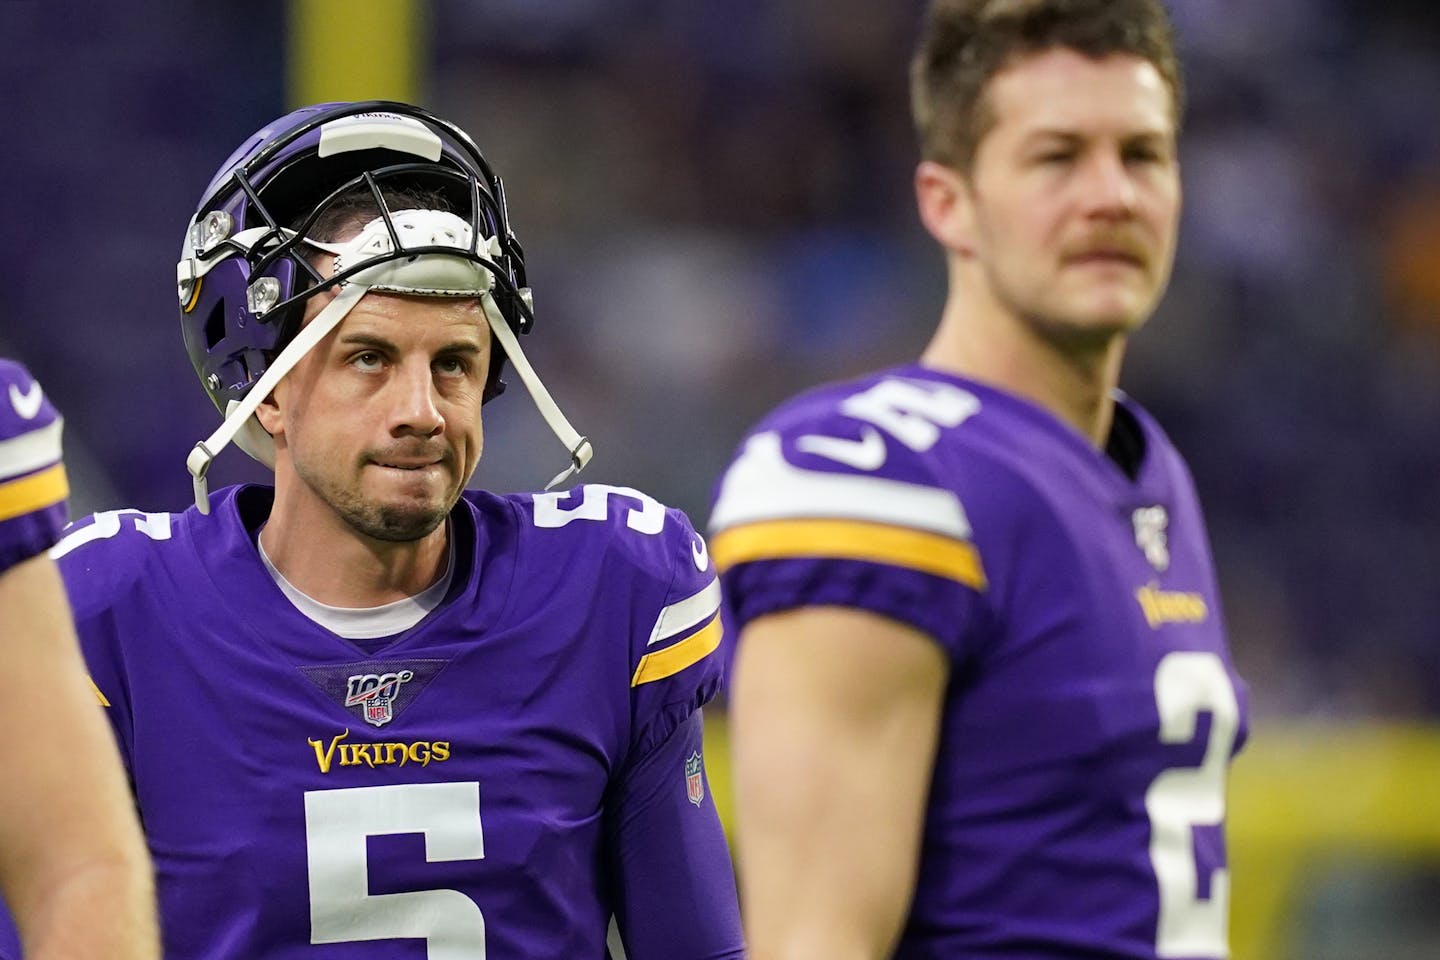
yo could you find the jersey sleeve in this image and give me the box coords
[51,509,178,770]
[0,360,69,574]
[622,502,726,758]
[707,377,993,659]
[563,494,739,957]
[604,710,743,959]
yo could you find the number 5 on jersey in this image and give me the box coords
[306,782,486,958]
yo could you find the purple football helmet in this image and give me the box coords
[176,101,590,510]
[178,100,527,413]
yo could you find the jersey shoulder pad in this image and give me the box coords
[710,369,987,566]
[514,484,722,693]
[0,361,68,568]
[0,360,62,447]
[51,508,181,620]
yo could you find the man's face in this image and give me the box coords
[261,289,491,542]
[963,48,1181,344]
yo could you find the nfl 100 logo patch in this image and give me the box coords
[345,670,415,727]
[299,659,447,728]
[685,751,705,806]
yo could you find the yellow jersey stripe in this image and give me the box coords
[90,677,112,708]
[0,463,68,523]
[632,616,723,687]
[710,519,987,591]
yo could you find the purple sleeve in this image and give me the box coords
[605,710,744,960]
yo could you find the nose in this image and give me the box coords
[389,360,444,438]
[1081,151,1138,220]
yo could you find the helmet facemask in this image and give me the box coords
[177,103,591,513]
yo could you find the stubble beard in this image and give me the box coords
[297,460,457,543]
[992,265,1155,357]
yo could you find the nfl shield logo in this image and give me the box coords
[1132,505,1170,572]
[685,751,705,807]
[343,670,415,727]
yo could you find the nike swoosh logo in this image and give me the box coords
[691,536,709,571]
[794,426,887,471]
[9,381,43,420]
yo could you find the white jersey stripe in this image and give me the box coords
[647,577,722,647]
[0,418,63,483]
[709,431,971,538]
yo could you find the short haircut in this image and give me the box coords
[910,0,1183,171]
[300,181,453,244]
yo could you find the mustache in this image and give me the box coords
[1061,232,1151,264]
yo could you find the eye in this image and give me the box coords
[1124,144,1169,165]
[350,351,384,372]
[434,355,471,377]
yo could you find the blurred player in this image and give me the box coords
[12,102,741,958]
[710,1,1248,957]
[0,359,158,958]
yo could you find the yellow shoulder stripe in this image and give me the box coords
[0,463,68,523]
[89,677,111,708]
[632,616,723,687]
[710,518,987,591]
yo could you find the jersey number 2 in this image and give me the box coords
[305,782,486,958]
[1145,651,1239,958]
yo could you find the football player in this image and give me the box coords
[13,103,741,958]
[710,2,1249,957]
[0,359,158,958]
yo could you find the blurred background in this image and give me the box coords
[2,0,1438,955]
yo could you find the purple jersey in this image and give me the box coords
[710,365,1248,960]
[0,359,68,572]
[30,483,741,959]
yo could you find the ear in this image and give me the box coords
[253,389,284,438]
[915,161,976,257]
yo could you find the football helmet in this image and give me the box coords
[176,100,590,511]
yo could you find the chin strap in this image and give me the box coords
[480,296,593,490]
[187,283,368,514]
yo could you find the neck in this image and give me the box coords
[258,484,450,608]
[922,260,1128,447]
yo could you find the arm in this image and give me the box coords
[0,553,159,959]
[607,710,745,960]
[730,606,948,960]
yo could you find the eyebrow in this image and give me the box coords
[1022,128,1171,145]
[338,333,486,356]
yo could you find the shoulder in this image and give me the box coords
[51,507,192,620]
[0,359,68,570]
[490,484,722,703]
[498,483,705,588]
[710,367,1012,581]
[0,359,62,445]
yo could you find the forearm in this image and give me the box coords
[15,858,158,960]
[730,608,948,960]
[0,555,159,958]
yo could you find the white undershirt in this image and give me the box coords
[257,530,456,640]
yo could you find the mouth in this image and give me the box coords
[369,456,447,477]
[1065,249,1146,270]
[374,460,441,471]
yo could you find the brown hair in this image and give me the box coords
[298,181,453,244]
[910,0,1183,170]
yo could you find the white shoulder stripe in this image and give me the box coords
[0,418,63,483]
[648,577,721,647]
[709,432,971,538]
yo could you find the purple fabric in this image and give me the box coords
[713,365,1249,959]
[0,359,66,574]
[5,483,740,959]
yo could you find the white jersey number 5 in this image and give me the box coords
[533,484,664,535]
[1145,651,1239,958]
[305,782,486,958]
